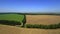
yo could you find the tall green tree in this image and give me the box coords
[22,15,26,27]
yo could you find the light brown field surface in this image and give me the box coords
[0,25,60,34]
[26,15,60,25]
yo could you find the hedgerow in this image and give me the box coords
[0,20,21,26]
[26,23,60,29]
[22,15,26,27]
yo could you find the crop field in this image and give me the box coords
[0,14,60,34]
[26,15,60,25]
[0,25,60,34]
[0,14,24,22]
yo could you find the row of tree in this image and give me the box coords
[26,23,60,29]
[0,20,21,26]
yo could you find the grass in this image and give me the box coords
[0,14,24,22]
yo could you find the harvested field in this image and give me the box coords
[0,25,60,34]
[26,15,60,25]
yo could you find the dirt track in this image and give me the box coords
[0,25,60,34]
[26,15,60,25]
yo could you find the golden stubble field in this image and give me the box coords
[26,15,60,25]
[0,25,60,34]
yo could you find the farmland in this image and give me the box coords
[26,15,60,25]
[0,25,60,34]
[0,14,60,34]
[0,14,24,22]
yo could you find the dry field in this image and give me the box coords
[26,15,60,25]
[0,25,60,34]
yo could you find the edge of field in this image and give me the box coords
[0,24,60,34]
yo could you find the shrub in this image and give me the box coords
[57,23,60,28]
[33,24,40,28]
[0,20,21,26]
[22,15,26,27]
[26,23,60,29]
[26,24,32,28]
[48,25,55,29]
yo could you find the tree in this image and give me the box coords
[22,15,26,27]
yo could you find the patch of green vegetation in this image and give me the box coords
[0,14,26,26]
[0,20,21,26]
[22,15,26,27]
[26,23,60,29]
[0,14,24,22]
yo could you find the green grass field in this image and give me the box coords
[0,14,24,22]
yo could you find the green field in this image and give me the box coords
[0,14,24,22]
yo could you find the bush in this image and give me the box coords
[0,20,21,26]
[22,15,26,27]
[26,24,33,28]
[57,23,60,28]
[26,23,60,29]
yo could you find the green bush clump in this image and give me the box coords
[57,23,60,28]
[0,20,21,26]
[26,23,60,29]
[22,15,26,27]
